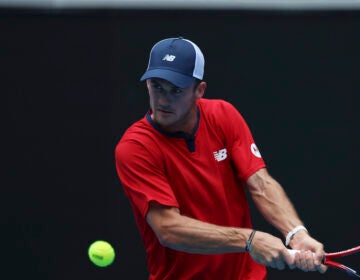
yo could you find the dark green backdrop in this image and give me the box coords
[3,8,359,280]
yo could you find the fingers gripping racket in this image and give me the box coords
[288,246,360,278]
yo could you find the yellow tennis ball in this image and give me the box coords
[88,240,115,267]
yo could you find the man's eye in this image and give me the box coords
[173,88,182,94]
[152,84,162,90]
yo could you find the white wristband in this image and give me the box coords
[285,225,308,247]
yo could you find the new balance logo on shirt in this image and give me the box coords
[213,148,227,162]
[214,144,262,162]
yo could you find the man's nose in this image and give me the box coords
[158,91,172,104]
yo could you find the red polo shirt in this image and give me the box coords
[115,98,267,279]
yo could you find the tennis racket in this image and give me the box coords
[288,246,360,278]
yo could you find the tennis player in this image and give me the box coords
[115,37,327,279]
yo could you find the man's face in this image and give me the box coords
[146,78,204,134]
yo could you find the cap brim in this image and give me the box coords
[140,69,195,89]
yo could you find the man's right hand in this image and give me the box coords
[248,231,295,270]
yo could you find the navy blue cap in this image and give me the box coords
[140,37,205,88]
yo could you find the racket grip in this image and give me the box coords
[287,249,316,261]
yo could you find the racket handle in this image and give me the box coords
[287,249,316,261]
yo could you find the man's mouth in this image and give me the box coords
[158,109,173,114]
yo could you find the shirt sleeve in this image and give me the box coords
[115,139,179,219]
[219,101,266,181]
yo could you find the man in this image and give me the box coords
[115,37,326,279]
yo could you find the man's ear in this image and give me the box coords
[196,81,207,99]
[146,79,151,91]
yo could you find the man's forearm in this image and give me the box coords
[247,169,304,238]
[146,201,296,269]
[147,205,252,254]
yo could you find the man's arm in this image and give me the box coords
[246,168,326,272]
[146,201,294,269]
[146,201,250,254]
[246,168,303,237]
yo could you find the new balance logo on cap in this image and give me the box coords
[162,54,176,62]
[213,148,227,162]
